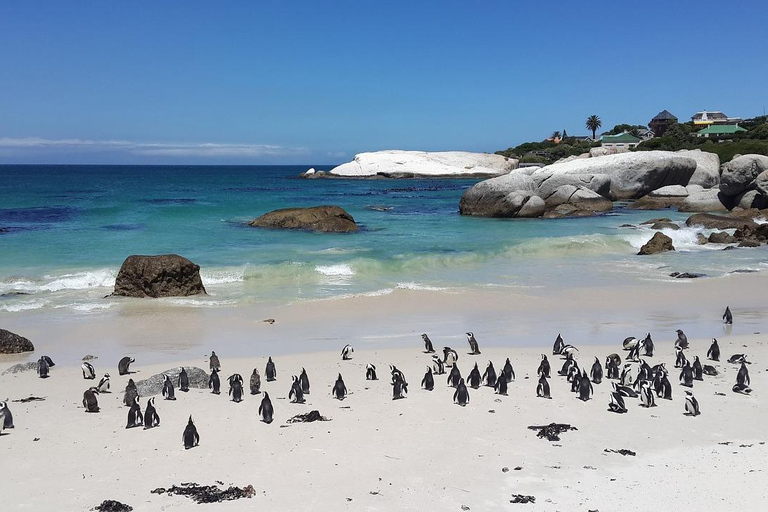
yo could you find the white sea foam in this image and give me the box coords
[162,297,238,307]
[396,282,446,291]
[54,302,114,312]
[201,267,247,285]
[315,264,355,277]
[0,300,47,312]
[622,226,720,252]
[0,269,116,294]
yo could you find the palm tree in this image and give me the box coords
[551,130,561,140]
[585,115,602,140]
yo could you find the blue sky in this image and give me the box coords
[1,1,766,164]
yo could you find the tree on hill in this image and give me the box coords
[551,131,561,140]
[603,124,646,137]
[585,115,602,140]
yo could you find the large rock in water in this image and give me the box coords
[328,150,518,178]
[249,205,358,233]
[720,154,768,196]
[459,173,544,217]
[537,151,697,199]
[0,329,34,354]
[685,213,758,230]
[638,232,675,255]
[113,254,206,298]
[678,188,730,212]
[135,367,209,396]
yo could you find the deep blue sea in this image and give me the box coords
[1,165,767,314]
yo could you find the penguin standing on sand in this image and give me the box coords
[421,367,434,391]
[37,356,50,378]
[482,361,497,388]
[118,356,134,376]
[502,358,515,382]
[392,372,408,400]
[183,416,200,449]
[162,375,176,400]
[453,378,469,406]
[265,357,277,381]
[680,361,694,387]
[124,379,138,406]
[707,339,720,362]
[674,347,687,368]
[289,376,305,404]
[606,357,620,380]
[627,343,641,363]
[83,387,100,413]
[578,370,593,401]
[178,368,190,392]
[537,355,551,378]
[558,353,575,376]
[299,368,310,394]
[553,334,564,355]
[366,364,378,381]
[443,347,458,366]
[737,362,750,387]
[332,374,347,400]
[723,306,733,324]
[82,362,96,380]
[467,363,481,389]
[341,344,354,361]
[0,400,14,430]
[494,374,508,395]
[97,374,110,393]
[229,375,244,403]
[466,332,481,355]
[590,357,603,384]
[684,390,700,416]
[675,330,689,350]
[639,381,655,408]
[259,393,274,423]
[692,356,703,381]
[422,334,435,353]
[537,375,551,399]
[642,333,654,357]
[209,351,221,372]
[660,373,673,400]
[144,397,160,428]
[608,383,627,413]
[390,365,406,384]
[250,369,261,394]
[126,395,143,428]
[447,364,462,388]
[208,368,221,395]
[432,355,445,375]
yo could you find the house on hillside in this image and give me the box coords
[696,124,747,138]
[692,111,743,126]
[600,132,642,149]
[649,110,677,136]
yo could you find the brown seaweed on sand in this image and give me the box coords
[286,410,329,423]
[527,423,577,441]
[151,483,255,504]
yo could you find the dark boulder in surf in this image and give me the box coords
[249,205,358,233]
[112,254,206,298]
[0,329,35,354]
[638,232,675,255]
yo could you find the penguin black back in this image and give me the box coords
[162,375,176,400]
[537,355,550,378]
[124,378,138,407]
[178,367,190,392]
[707,339,720,361]
[502,358,515,382]
[467,363,481,389]
[590,357,603,384]
[453,378,469,406]
[208,368,221,394]
[250,369,261,394]
[421,367,434,391]
[366,364,378,381]
[723,306,732,324]
[118,356,134,376]
[259,392,274,423]
[229,376,244,402]
[37,357,50,378]
[126,396,143,428]
[299,368,310,394]
[265,357,277,381]
[332,374,347,400]
[144,397,160,428]
[422,334,435,353]
[482,361,497,387]
[209,351,221,371]
[447,365,462,388]
[183,416,200,449]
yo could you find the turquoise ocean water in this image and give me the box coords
[1,165,767,315]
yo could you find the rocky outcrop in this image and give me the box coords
[459,173,543,217]
[135,367,209,396]
[249,205,359,233]
[538,151,697,199]
[720,155,768,196]
[679,149,720,188]
[685,213,758,230]
[708,231,736,244]
[733,189,768,210]
[631,185,690,209]
[328,151,518,178]
[0,329,35,354]
[638,232,675,255]
[678,188,730,212]
[113,254,206,298]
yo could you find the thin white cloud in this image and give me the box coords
[0,137,306,158]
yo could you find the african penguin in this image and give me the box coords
[578,370,593,401]
[692,356,703,381]
[161,375,176,400]
[144,397,160,428]
[590,357,603,384]
[608,383,627,413]
[679,361,694,387]
[736,362,750,387]
[422,333,435,353]
[536,375,551,399]
[209,351,221,372]
[82,362,96,380]
[622,336,639,350]
[289,376,305,403]
[537,355,551,378]
[366,364,378,381]
[467,363,481,389]
[299,368,310,394]
[675,330,689,350]
[432,355,445,375]
[392,371,408,400]
[642,333,654,357]
[183,416,200,449]
[482,361,497,387]
[453,378,469,406]
[208,368,221,394]
[97,373,110,393]
[639,381,656,408]
[0,400,14,430]
[466,332,481,355]
[443,347,458,366]
[707,338,720,361]
[494,374,508,395]
[561,344,579,358]
[728,354,749,364]
[125,395,143,428]
[178,367,190,392]
[123,378,138,407]
[229,375,244,403]
[259,393,274,424]
[702,364,719,376]
[250,369,261,394]
[447,364,462,388]
[117,356,134,376]
[502,358,515,382]
[553,334,564,355]
[332,374,347,400]
[82,387,100,413]
[723,306,732,324]
[684,390,700,416]
[732,383,752,395]
[674,347,687,369]
[341,344,354,361]
[265,356,277,381]
[389,365,406,385]
[37,357,50,378]
[421,367,434,391]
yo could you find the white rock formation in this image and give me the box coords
[329,150,518,177]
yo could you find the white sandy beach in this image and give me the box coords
[1,275,767,511]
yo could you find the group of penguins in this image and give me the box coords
[5,308,754,445]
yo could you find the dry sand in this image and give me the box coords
[1,331,766,511]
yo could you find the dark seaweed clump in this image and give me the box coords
[527,423,577,441]
[286,410,329,423]
[92,500,133,512]
[151,483,255,504]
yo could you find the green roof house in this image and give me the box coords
[600,132,642,149]
[696,124,747,138]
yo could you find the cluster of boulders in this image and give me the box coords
[459,150,768,219]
